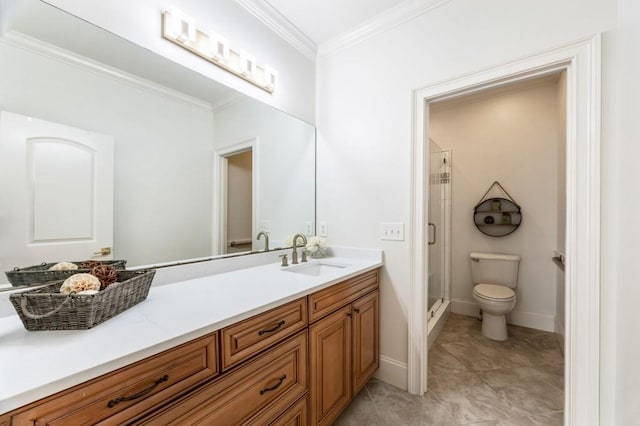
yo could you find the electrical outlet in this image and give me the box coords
[380,222,404,241]
[318,221,328,237]
[305,222,313,235]
[258,220,271,232]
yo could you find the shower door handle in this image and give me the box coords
[428,223,436,245]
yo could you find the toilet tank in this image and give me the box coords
[470,252,521,288]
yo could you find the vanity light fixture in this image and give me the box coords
[208,31,229,63]
[240,50,256,78]
[163,9,196,44]
[161,9,277,94]
[264,66,278,91]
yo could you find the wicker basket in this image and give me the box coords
[10,270,155,331]
[5,260,127,287]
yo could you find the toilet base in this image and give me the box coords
[481,312,508,341]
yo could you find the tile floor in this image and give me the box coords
[334,313,564,425]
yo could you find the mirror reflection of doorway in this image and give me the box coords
[224,149,253,254]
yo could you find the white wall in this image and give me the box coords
[601,0,640,423]
[316,0,616,391]
[43,0,316,124]
[429,78,562,331]
[0,41,214,267]
[213,97,315,247]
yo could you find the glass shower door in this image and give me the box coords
[428,140,451,317]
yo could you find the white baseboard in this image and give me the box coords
[451,299,480,318]
[374,355,407,391]
[451,299,555,332]
[555,316,565,354]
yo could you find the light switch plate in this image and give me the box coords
[318,221,328,237]
[305,222,313,235]
[380,222,404,241]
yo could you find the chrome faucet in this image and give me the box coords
[257,231,269,252]
[291,233,308,264]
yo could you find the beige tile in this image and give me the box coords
[478,365,564,392]
[367,379,457,425]
[333,386,385,426]
[335,315,564,425]
[439,337,529,372]
[428,372,529,423]
[428,342,469,376]
[526,410,564,425]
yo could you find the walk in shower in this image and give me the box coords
[427,139,451,347]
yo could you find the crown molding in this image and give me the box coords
[234,0,317,61]
[0,31,213,110]
[318,0,454,58]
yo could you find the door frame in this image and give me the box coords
[212,137,259,255]
[408,35,601,425]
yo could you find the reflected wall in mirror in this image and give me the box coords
[0,0,315,284]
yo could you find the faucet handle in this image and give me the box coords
[279,254,288,267]
[301,250,308,263]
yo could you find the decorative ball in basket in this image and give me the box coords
[4,259,127,287]
[10,269,155,331]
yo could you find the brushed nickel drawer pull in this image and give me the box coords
[107,375,169,408]
[260,374,287,395]
[258,320,285,335]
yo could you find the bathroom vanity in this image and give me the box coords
[0,250,381,425]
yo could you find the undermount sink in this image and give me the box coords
[284,261,349,276]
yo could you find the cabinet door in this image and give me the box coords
[352,291,379,394]
[309,305,352,426]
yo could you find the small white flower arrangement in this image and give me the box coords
[305,236,328,258]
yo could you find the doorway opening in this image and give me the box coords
[409,35,601,424]
[425,72,568,422]
[224,149,253,254]
[213,138,258,256]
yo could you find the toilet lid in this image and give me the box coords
[474,283,515,301]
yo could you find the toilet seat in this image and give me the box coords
[473,283,515,301]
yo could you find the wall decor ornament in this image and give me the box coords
[473,181,522,237]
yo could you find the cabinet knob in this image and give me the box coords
[354,308,360,314]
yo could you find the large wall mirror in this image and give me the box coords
[0,0,315,285]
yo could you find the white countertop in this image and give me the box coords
[0,249,382,414]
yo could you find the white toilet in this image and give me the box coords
[470,252,521,341]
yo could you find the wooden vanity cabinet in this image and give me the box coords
[8,331,219,426]
[135,331,308,425]
[308,270,380,426]
[271,395,309,426]
[3,269,379,426]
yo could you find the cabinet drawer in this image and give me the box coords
[269,395,308,426]
[308,269,379,323]
[140,331,308,425]
[11,332,218,425]
[221,297,307,371]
